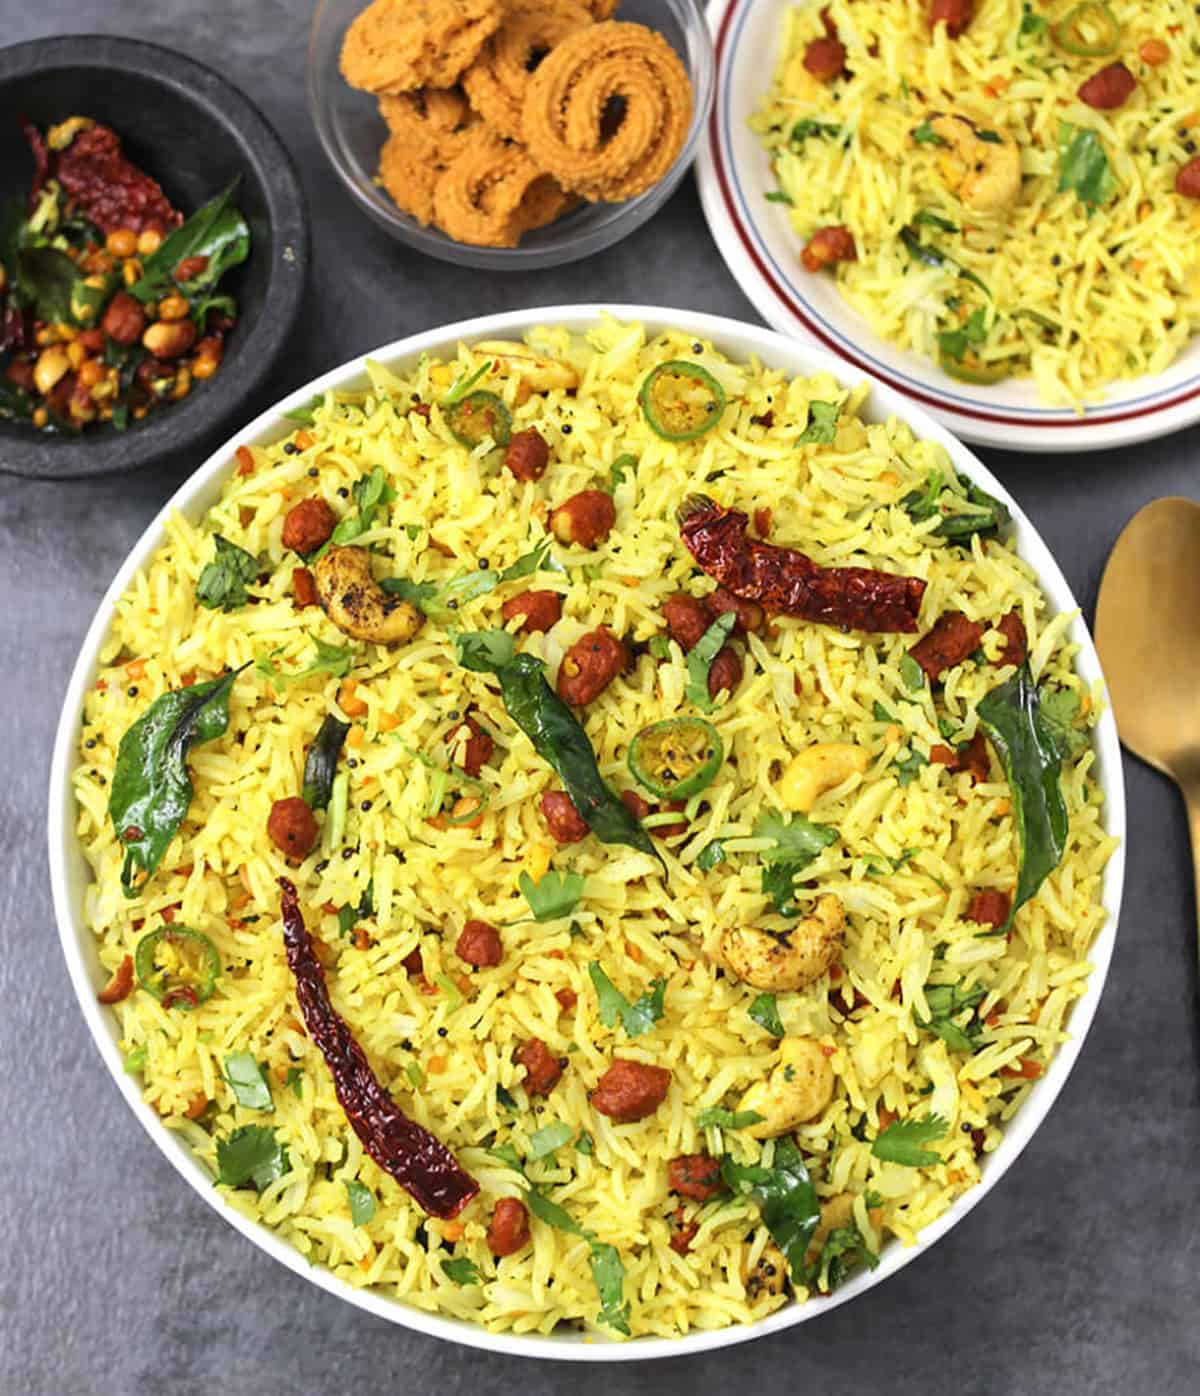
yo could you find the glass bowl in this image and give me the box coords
[307,0,715,270]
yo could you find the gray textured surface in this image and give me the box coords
[3,4,1199,1394]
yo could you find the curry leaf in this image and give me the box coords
[975,664,1068,930]
[899,654,926,691]
[130,179,249,302]
[686,613,737,713]
[302,714,350,810]
[462,649,660,862]
[900,226,991,297]
[109,668,244,896]
[810,1222,879,1291]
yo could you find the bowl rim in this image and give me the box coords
[304,0,716,271]
[694,0,1200,455]
[47,303,1127,1361]
[0,32,311,481]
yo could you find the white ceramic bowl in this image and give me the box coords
[48,305,1126,1360]
[696,0,1200,454]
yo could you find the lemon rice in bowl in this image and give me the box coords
[49,306,1124,1357]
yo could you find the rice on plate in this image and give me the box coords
[752,0,1200,408]
[65,311,1119,1345]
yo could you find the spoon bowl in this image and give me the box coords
[1096,497,1200,942]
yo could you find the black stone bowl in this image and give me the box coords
[0,35,309,480]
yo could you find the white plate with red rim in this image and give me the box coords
[48,305,1126,1358]
[696,0,1200,454]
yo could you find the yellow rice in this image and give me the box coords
[73,316,1116,1340]
[752,0,1200,407]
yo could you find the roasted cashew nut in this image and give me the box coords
[928,115,1022,214]
[313,545,424,646]
[720,895,845,991]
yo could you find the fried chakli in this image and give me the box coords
[377,89,482,226]
[378,87,480,156]
[462,0,593,142]
[433,130,565,247]
[521,21,693,202]
[341,0,502,95]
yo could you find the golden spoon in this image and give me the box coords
[1095,497,1200,927]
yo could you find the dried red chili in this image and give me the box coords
[678,496,926,634]
[278,879,477,1219]
[46,123,181,235]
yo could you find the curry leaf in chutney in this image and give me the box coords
[108,668,245,896]
[975,663,1068,930]
[129,179,250,302]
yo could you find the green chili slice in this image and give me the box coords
[940,353,1013,385]
[639,362,727,442]
[1052,2,1121,56]
[445,391,512,449]
[134,926,220,1009]
[628,717,724,800]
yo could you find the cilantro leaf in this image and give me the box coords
[748,992,785,1038]
[696,839,726,871]
[1057,125,1117,211]
[797,400,840,445]
[685,612,737,713]
[215,1125,289,1190]
[285,1066,303,1099]
[608,453,637,493]
[1019,3,1048,39]
[283,394,323,425]
[196,535,260,612]
[871,1114,949,1167]
[792,119,842,143]
[899,654,925,691]
[873,701,896,723]
[223,1051,273,1111]
[720,1138,820,1281]
[648,635,672,661]
[453,628,516,673]
[575,1130,595,1156]
[912,120,947,146]
[765,190,794,205]
[937,307,990,364]
[696,1106,765,1130]
[588,963,666,1038]
[754,811,839,916]
[501,537,558,582]
[1037,686,1088,760]
[519,869,585,922]
[893,747,928,787]
[442,1257,482,1285]
[345,1179,376,1226]
[487,1142,524,1171]
[331,467,395,544]
[917,979,986,1052]
[495,1086,519,1113]
[528,1121,575,1160]
[810,1222,879,1292]
[589,1242,631,1336]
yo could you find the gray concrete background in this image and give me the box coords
[2,3,1198,1393]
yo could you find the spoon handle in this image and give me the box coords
[1184,782,1200,967]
